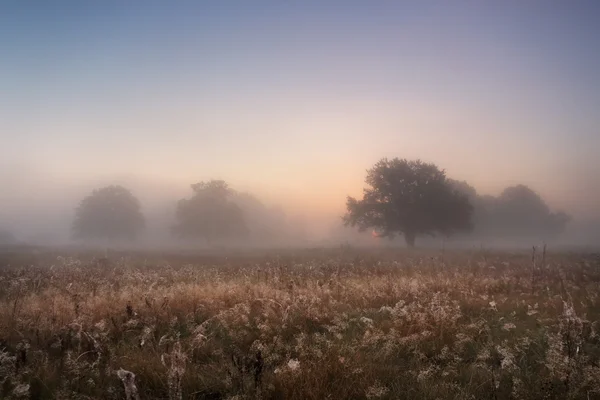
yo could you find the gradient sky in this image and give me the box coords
[1,1,599,224]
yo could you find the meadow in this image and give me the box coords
[1,246,599,399]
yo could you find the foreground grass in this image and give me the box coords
[1,247,600,399]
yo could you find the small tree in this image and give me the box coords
[344,158,473,247]
[173,180,248,245]
[72,185,145,242]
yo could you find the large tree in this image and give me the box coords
[173,180,248,244]
[344,158,473,247]
[72,185,145,242]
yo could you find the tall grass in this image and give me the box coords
[0,248,599,399]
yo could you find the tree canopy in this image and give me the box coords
[173,180,248,244]
[344,158,473,247]
[72,185,145,241]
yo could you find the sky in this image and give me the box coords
[1,1,599,234]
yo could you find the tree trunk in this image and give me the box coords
[404,231,416,248]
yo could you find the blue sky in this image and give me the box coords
[1,1,599,220]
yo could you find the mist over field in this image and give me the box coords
[1,2,600,251]
[0,163,599,250]
[0,145,598,250]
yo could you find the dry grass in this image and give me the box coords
[1,247,600,399]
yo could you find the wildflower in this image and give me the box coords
[12,383,30,398]
[477,347,491,363]
[502,323,516,331]
[161,341,187,400]
[526,305,539,316]
[417,366,436,381]
[124,319,140,329]
[116,369,141,400]
[193,332,207,347]
[140,326,154,348]
[365,381,389,398]
[378,306,394,314]
[287,358,300,371]
[94,319,107,331]
[496,344,516,371]
[360,316,374,326]
[0,348,16,383]
[512,377,525,398]
[159,334,175,347]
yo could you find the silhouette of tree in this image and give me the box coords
[72,185,145,242]
[173,180,248,244]
[344,158,473,247]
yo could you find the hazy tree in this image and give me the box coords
[492,185,570,238]
[448,181,570,240]
[446,179,495,237]
[72,185,145,242]
[446,179,478,201]
[231,192,288,241]
[344,158,473,247]
[173,180,248,244]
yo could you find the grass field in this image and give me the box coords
[1,247,600,399]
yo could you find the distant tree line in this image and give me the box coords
[446,179,570,241]
[69,158,570,248]
[343,158,569,247]
[70,180,289,246]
